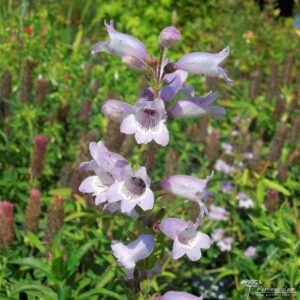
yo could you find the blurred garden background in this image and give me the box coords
[0,0,300,299]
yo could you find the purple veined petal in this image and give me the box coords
[79,160,98,171]
[185,245,202,261]
[107,181,123,203]
[111,234,154,279]
[196,232,211,249]
[159,291,205,300]
[153,123,169,146]
[181,84,195,97]
[122,55,147,71]
[175,47,233,86]
[159,70,188,103]
[102,99,135,122]
[135,129,154,145]
[79,176,97,194]
[91,20,150,61]
[159,218,189,239]
[159,173,213,203]
[159,26,181,48]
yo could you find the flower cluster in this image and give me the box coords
[94,20,231,147]
[81,20,233,298]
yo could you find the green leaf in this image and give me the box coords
[262,178,291,196]
[78,288,123,300]
[25,232,46,253]
[67,240,95,273]
[12,284,57,300]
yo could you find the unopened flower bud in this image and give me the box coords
[24,189,41,233]
[163,62,176,74]
[0,201,14,247]
[122,55,145,71]
[159,26,181,48]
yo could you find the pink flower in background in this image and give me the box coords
[170,91,226,119]
[159,26,181,48]
[111,234,154,279]
[79,140,128,205]
[208,205,229,221]
[220,181,234,193]
[31,135,48,178]
[237,192,254,209]
[159,218,211,261]
[91,20,149,64]
[211,228,234,252]
[244,246,256,258]
[0,201,14,247]
[214,159,231,175]
[175,47,233,86]
[107,165,154,213]
[156,291,205,300]
[121,98,169,146]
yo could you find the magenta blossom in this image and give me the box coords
[211,228,234,252]
[159,26,181,48]
[79,141,128,205]
[208,205,228,221]
[107,165,154,213]
[91,20,149,64]
[111,234,154,279]
[175,47,233,86]
[156,291,205,300]
[102,99,135,122]
[121,98,169,146]
[170,91,226,119]
[159,218,211,261]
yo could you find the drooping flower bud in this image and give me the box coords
[31,135,49,178]
[0,201,14,247]
[24,189,41,233]
[44,195,64,245]
[159,26,181,48]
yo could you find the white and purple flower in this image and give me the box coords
[91,20,150,67]
[160,218,211,261]
[170,91,226,119]
[237,192,254,209]
[79,141,128,205]
[111,234,154,279]
[175,47,233,86]
[214,159,232,175]
[102,99,135,122]
[244,246,256,258]
[208,205,229,221]
[107,165,154,213]
[156,291,206,300]
[120,98,169,146]
[211,228,234,252]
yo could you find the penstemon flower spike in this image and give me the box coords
[84,20,233,297]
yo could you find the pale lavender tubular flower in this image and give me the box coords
[159,70,189,104]
[91,20,150,63]
[107,165,154,213]
[211,228,234,252]
[208,205,228,221]
[237,192,254,209]
[159,218,211,261]
[221,142,233,155]
[157,291,205,300]
[159,173,213,216]
[111,234,154,279]
[170,91,226,119]
[220,181,234,194]
[214,159,232,175]
[79,141,128,205]
[141,87,155,101]
[175,47,233,86]
[103,202,139,219]
[244,246,256,258]
[102,99,134,122]
[120,98,169,146]
[159,26,181,48]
